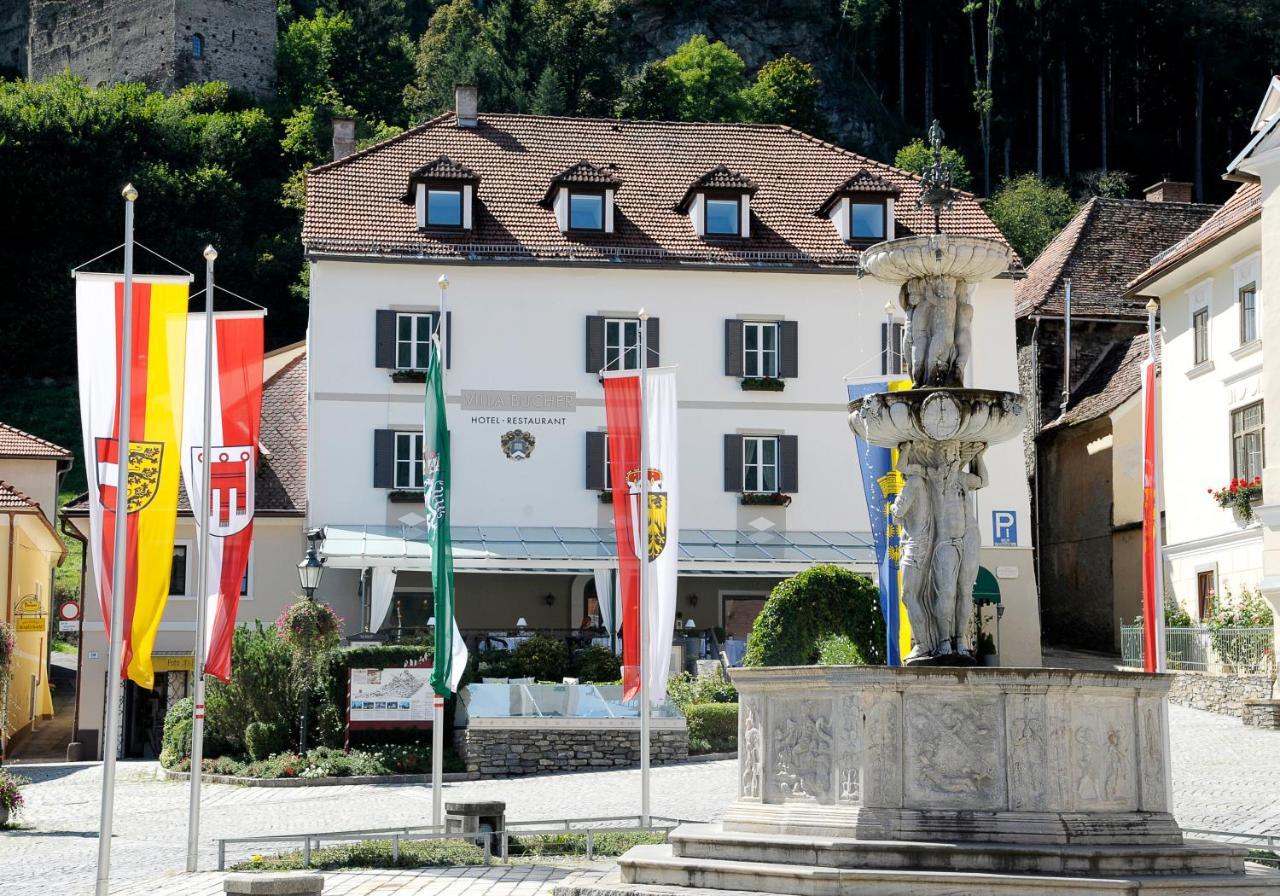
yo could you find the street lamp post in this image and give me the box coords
[296,530,325,753]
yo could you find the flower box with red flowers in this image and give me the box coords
[1209,476,1263,521]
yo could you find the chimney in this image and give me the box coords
[455,84,478,128]
[1144,180,1194,203]
[331,117,356,161]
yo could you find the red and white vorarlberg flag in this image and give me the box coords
[180,311,265,682]
[1140,357,1165,673]
[603,367,679,702]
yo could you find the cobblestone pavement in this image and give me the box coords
[2,704,1278,896]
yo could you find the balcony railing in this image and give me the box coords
[1120,625,1275,675]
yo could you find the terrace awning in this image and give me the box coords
[318,524,875,577]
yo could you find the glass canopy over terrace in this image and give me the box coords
[319,525,876,575]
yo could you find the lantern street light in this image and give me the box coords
[297,529,325,600]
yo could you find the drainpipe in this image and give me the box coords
[1030,316,1043,608]
[61,516,89,759]
[5,512,14,624]
[1060,278,1073,414]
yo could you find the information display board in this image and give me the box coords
[348,664,433,731]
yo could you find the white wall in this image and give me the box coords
[0,456,62,525]
[1150,226,1265,614]
[307,259,1040,664]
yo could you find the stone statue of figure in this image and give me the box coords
[953,282,975,382]
[924,277,958,386]
[952,446,988,657]
[892,443,938,661]
[900,276,967,388]
[899,281,928,386]
[927,444,967,658]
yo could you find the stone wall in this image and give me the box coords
[1243,699,1280,728]
[456,726,688,776]
[1166,671,1274,716]
[25,0,274,97]
[0,0,28,76]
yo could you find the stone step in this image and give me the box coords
[668,823,1245,876]
[609,844,1280,896]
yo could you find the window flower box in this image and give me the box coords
[740,492,792,507]
[598,490,614,504]
[740,377,785,392]
[390,369,427,384]
[388,489,424,503]
[1209,477,1262,523]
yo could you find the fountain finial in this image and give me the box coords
[916,120,957,235]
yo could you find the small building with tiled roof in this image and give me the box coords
[1034,333,1160,651]
[299,88,1044,669]
[62,351,308,761]
[0,421,72,529]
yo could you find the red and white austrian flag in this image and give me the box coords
[180,311,265,682]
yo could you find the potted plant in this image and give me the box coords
[388,489,423,503]
[0,770,27,826]
[390,369,427,384]
[741,377,786,392]
[1209,476,1263,524]
[741,492,791,507]
[276,598,342,752]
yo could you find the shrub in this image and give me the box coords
[244,720,291,761]
[475,647,518,680]
[319,644,435,749]
[162,696,194,762]
[815,634,864,665]
[204,622,297,754]
[743,565,884,667]
[667,667,737,711]
[573,645,620,683]
[684,703,738,754]
[0,770,28,820]
[513,635,569,681]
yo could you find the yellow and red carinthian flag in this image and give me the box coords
[76,273,189,689]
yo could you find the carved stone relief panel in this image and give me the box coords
[767,698,835,803]
[1135,697,1169,811]
[1069,697,1136,811]
[1043,690,1073,810]
[739,697,764,801]
[862,689,903,808]
[902,692,1006,810]
[835,694,864,804]
[1004,692,1048,811]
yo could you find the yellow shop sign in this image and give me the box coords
[151,653,195,672]
[15,617,46,632]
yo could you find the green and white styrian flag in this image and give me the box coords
[425,337,468,696]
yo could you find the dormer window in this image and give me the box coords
[544,162,621,234]
[678,166,757,239]
[569,191,605,231]
[817,169,900,244]
[403,156,478,231]
[427,188,463,227]
[705,196,742,236]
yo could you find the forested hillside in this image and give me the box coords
[1,0,1277,392]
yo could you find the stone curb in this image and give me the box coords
[160,750,737,787]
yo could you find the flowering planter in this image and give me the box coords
[740,377,785,392]
[390,370,427,384]
[1210,477,1262,523]
[740,492,791,507]
[0,805,8,826]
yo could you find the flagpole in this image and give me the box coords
[432,273,449,832]
[96,182,139,896]
[1147,297,1166,673]
[637,309,651,827]
[185,245,218,872]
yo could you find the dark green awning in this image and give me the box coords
[974,566,1001,604]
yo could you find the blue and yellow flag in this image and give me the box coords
[847,380,912,665]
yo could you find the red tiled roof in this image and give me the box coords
[1016,197,1218,320]
[1042,333,1160,431]
[410,156,479,182]
[0,422,72,459]
[676,165,757,211]
[1126,182,1263,294]
[64,353,308,517]
[0,481,39,510]
[303,113,1013,269]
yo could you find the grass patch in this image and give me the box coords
[1249,848,1280,869]
[229,831,668,872]
[50,639,77,654]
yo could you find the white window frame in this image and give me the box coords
[850,200,887,240]
[1234,254,1261,347]
[1187,280,1213,369]
[742,436,780,494]
[239,545,254,600]
[394,431,425,490]
[425,187,464,227]
[396,312,435,371]
[604,318,641,371]
[603,432,611,489]
[884,319,905,375]
[743,321,780,378]
[1230,399,1265,482]
[704,196,742,236]
[568,191,606,231]
[170,540,193,598]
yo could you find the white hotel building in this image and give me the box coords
[301,89,1041,666]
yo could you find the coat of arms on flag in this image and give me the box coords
[191,446,255,537]
[626,467,667,561]
[96,437,164,513]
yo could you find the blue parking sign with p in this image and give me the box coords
[992,510,1017,545]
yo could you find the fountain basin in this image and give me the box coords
[860,234,1013,283]
[848,387,1025,449]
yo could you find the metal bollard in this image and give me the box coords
[217,841,226,872]
[585,830,594,861]
[483,832,492,864]
[392,835,400,862]
[501,830,509,860]
[303,836,312,867]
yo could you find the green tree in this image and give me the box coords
[405,0,513,118]
[662,35,748,122]
[531,0,618,116]
[277,8,359,108]
[743,54,825,135]
[893,137,975,191]
[985,173,1077,262]
[615,61,682,120]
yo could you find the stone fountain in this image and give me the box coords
[553,126,1280,895]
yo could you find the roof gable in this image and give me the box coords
[676,165,757,211]
[1015,197,1218,319]
[304,113,1012,269]
[0,421,72,459]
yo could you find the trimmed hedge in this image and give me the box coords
[743,565,884,667]
[512,635,569,682]
[685,702,738,754]
[244,720,291,760]
[573,645,621,683]
[162,696,194,762]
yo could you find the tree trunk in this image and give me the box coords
[1100,57,1109,174]
[1036,71,1044,177]
[924,19,934,125]
[1004,136,1012,182]
[1060,57,1071,184]
[1194,49,1205,202]
[898,0,906,118]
